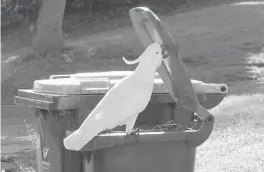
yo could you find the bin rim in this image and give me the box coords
[66,115,214,152]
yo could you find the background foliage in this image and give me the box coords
[1,0,195,32]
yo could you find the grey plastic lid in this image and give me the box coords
[33,71,167,95]
[33,71,228,95]
[71,71,161,79]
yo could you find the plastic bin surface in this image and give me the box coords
[33,71,228,95]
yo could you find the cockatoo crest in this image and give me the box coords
[123,42,163,68]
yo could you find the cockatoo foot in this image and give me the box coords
[98,129,112,135]
[128,127,140,135]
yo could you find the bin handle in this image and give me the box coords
[49,75,71,79]
[188,108,214,147]
[80,78,110,94]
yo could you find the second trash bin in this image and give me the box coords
[15,71,227,172]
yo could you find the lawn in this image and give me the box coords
[1,0,264,171]
[196,93,264,172]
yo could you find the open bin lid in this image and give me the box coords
[33,71,228,95]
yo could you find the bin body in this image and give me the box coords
[83,141,196,172]
[34,109,82,172]
[15,71,226,172]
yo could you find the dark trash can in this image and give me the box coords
[15,71,227,172]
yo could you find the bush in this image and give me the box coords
[2,0,232,33]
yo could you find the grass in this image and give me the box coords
[196,93,264,172]
[1,119,38,172]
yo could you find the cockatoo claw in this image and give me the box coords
[161,44,172,59]
[129,127,140,135]
[99,129,112,135]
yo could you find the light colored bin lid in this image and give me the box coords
[33,71,228,95]
[71,71,161,79]
[33,71,166,95]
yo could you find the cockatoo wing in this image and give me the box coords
[64,74,150,150]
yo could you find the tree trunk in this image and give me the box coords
[33,0,66,58]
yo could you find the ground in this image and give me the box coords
[1,0,264,172]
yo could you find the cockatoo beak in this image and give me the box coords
[161,44,172,59]
[123,48,170,65]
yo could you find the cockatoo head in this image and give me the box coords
[123,42,163,68]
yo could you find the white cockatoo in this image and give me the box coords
[63,42,163,151]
